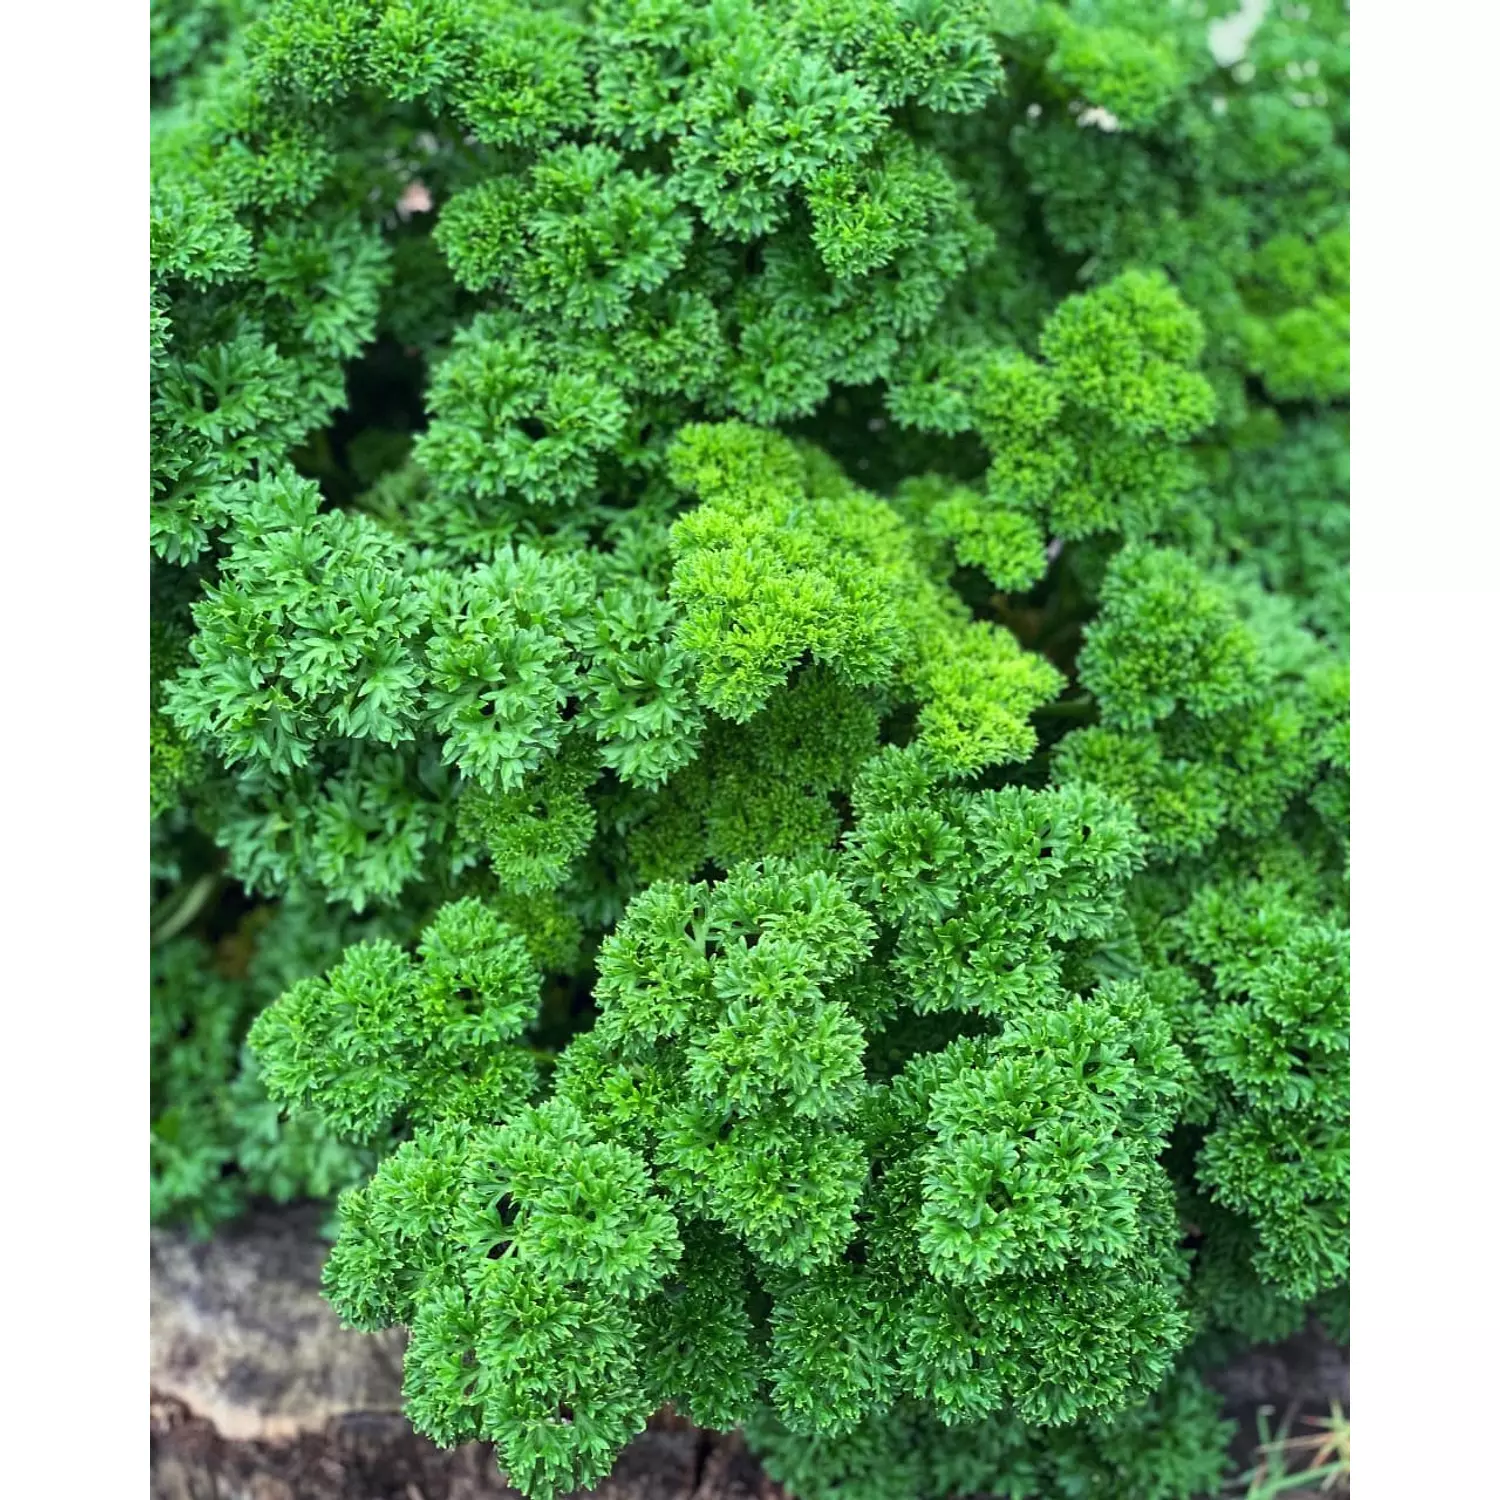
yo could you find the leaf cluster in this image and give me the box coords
[251,772,1221,1489]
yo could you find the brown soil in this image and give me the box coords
[150,1395,778,1500]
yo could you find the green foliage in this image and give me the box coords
[151,894,387,1233]
[620,664,881,881]
[910,474,1050,594]
[248,770,1229,1488]
[746,1367,1234,1500]
[1049,534,1349,1350]
[1190,410,1350,645]
[248,897,544,1141]
[891,271,1218,554]
[1180,886,1350,1302]
[846,753,1144,1016]
[665,422,1062,761]
[153,0,263,101]
[323,1101,681,1494]
[413,311,636,514]
[1054,546,1348,865]
[1077,544,1265,731]
[152,2,1350,1496]
[1240,226,1349,403]
[164,472,428,775]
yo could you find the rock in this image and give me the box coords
[151,1203,406,1442]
